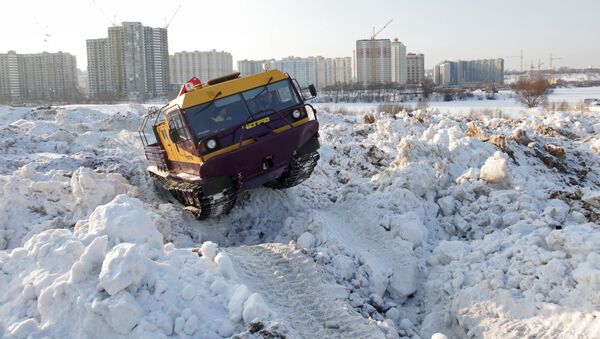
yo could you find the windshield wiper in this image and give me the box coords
[245,76,274,121]
[194,91,222,116]
[248,76,273,101]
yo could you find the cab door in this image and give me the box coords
[164,110,202,170]
[155,121,178,164]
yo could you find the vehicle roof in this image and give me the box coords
[170,69,290,110]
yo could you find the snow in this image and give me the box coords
[316,86,600,118]
[479,151,512,185]
[200,240,219,260]
[242,293,272,324]
[296,231,316,248]
[1,91,599,338]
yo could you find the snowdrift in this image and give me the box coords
[1,102,599,338]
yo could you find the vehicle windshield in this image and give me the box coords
[186,79,302,138]
[187,94,250,138]
[243,79,301,117]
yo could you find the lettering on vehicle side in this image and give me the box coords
[243,116,270,129]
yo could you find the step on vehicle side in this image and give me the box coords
[138,70,320,219]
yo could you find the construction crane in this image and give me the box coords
[165,3,183,29]
[38,25,52,52]
[549,53,562,71]
[505,49,524,72]
[371,19,393,39]
[530,59,544,71]
[43,26,51,43]
[91,0,117,26]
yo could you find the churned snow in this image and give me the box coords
[1,94,600,338]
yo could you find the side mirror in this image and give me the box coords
[308,84,317,98]
[169,128,181,143]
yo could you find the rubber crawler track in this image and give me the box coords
[264,150,320,189]
[150,172,237,219]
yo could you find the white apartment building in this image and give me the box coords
[391,38,407,85]
[265,56,353,89]
[433,61,454,86]
[433,59,504,86]
[0,51,78,103]
[354,39,392,85]
[268,57,317,87]
[322,57,352,88]
[237,59,272,77]
[407,53,425,84]
[170,50,233,85]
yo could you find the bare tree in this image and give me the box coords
[420,78,435,100]
[511,78,552,108]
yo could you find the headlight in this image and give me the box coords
[292,109,302,119]
[206,139,217,150]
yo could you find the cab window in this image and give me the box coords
[168,113,190,142]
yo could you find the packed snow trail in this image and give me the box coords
[311,199,419,300]
[225,243,386,338]
[453,299,600,339]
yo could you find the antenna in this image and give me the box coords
[165,3,183,29]
[371,19,393,39]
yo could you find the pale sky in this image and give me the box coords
[1,0,599,71]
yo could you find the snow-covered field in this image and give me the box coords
[506,72,600,84]
[1,94,600,338]
[316,86,600,118]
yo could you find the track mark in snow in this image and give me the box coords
[225,244,386,339]
[314,202,418,298]
[457,301,600,339]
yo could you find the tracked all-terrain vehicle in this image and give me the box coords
[139,70,320,219]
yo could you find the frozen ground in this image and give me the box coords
[506,72,600,84]
[0,92,599,338]
[316,86,600,118]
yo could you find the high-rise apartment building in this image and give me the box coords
[264,56,352,89]
[433,59,504,86]
[237,59,273,77]
[433,61,456,86]
[87,22,169,101]
[268,57,317,87]
[144,26,170,98]
[354,39,392,85]
[170,50,233,85]
[327,57,353,87]
[87,38,116,98]
[0,51,20,102]
[407,53,425,85]
[391,39,407,85]
[0,50,78,103]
